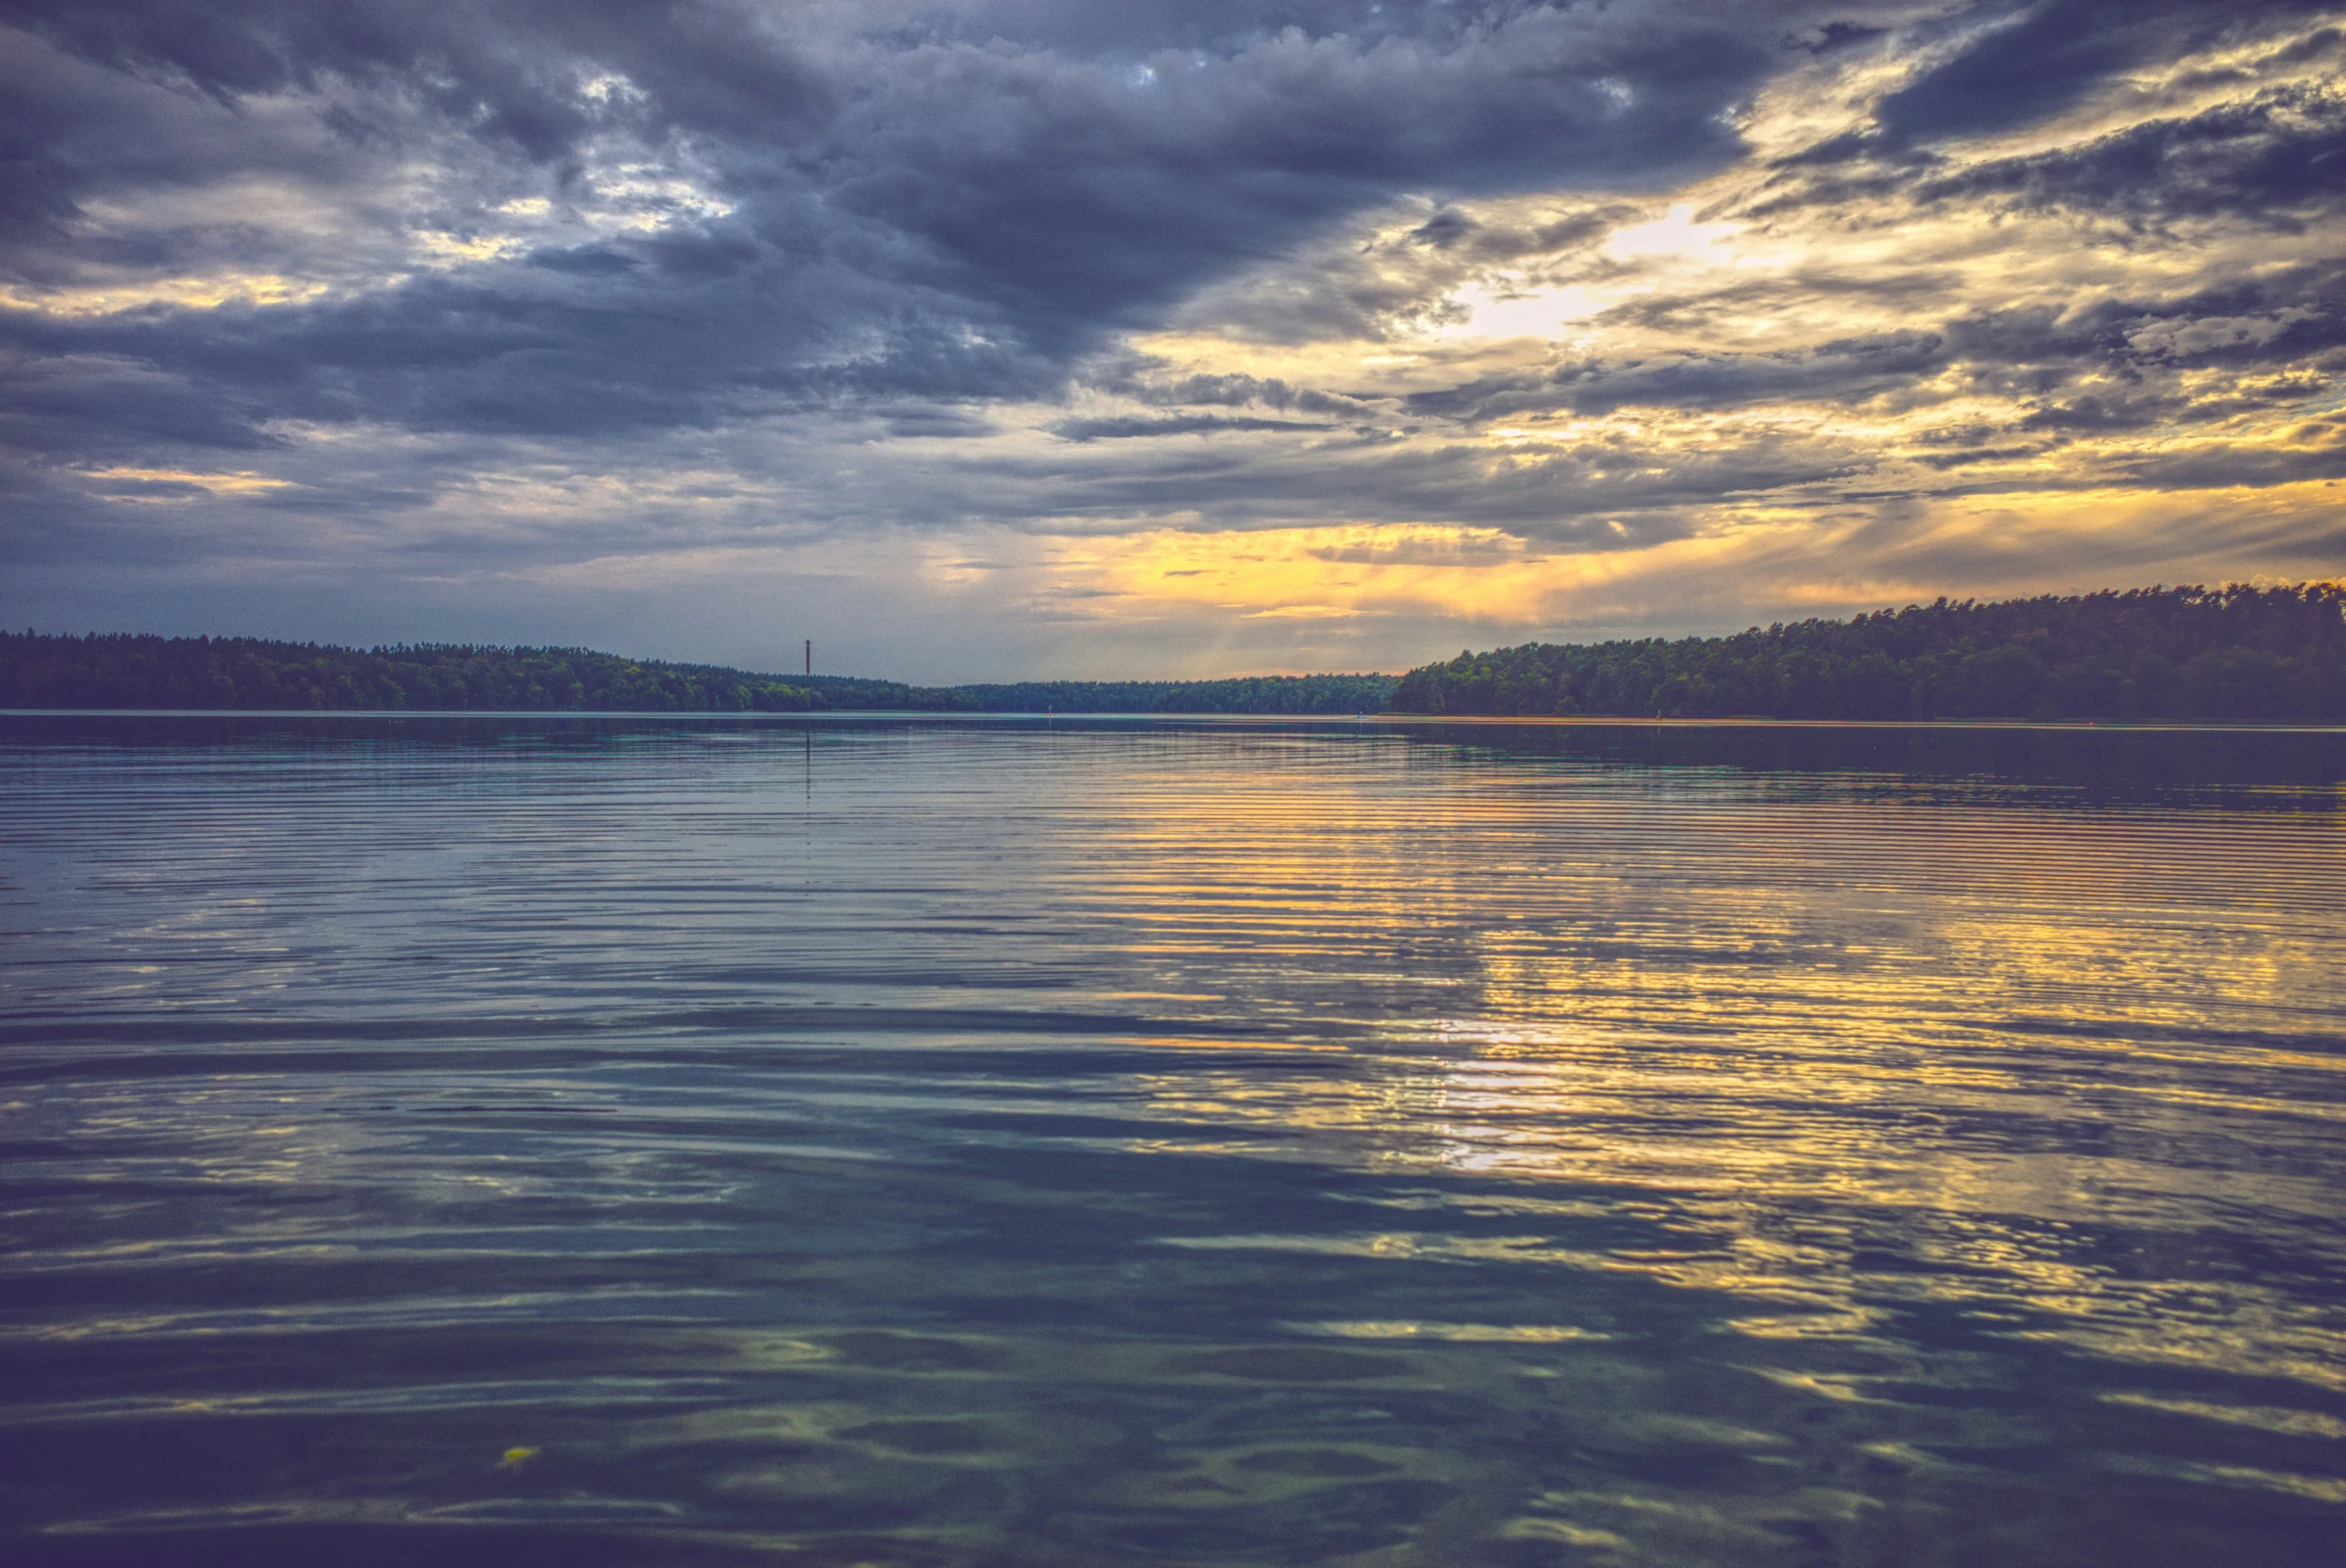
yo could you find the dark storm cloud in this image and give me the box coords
[1382,258,2346,465]
[1401,330,1952,423]
[944,415,1866,541]
[5,0,834,160]
[1749,7,2345,225]
[0,235,1066,455]
[1050,413,1335,442]
[736,4,1778,351]
[1950,266,2346,372]
[2100,427,2346,492]
[5,0,2346,671]
[1913,82,2346,228]
[0,350,280,457]
[1872,0,2335,145]
[872,404,1000,440]
[0,0,1811,468]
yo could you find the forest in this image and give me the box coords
[1391,585,2346,722]
[9,585,2341,721]
[0,634,1395,716]
[0,636,966,714]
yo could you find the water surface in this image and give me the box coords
[3,715,2343,1565]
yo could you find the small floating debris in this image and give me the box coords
[497,1446,541,1472]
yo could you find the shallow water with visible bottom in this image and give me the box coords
[2,714,2343,1566]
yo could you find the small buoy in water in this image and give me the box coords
[499,1446,540,1471]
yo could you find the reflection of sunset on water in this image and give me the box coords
[4,717,2340,1560]
[1047,736,2346,1399]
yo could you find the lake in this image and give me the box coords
[2,714,2342,1566]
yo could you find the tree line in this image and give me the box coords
[1391,584,2346,722]
[0,636,969,714]
[12,585,2340,721]
[0,634,1396,715]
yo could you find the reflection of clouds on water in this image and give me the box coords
[1,717,2341,1561]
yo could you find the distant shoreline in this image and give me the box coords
[8,581,2343,723]
[0,633,1398,717]
[1394,584,2346,725]
[8,709,2346,735]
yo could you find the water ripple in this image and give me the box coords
[2,715,2341,1564]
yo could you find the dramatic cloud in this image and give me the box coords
[2,0,2342,677]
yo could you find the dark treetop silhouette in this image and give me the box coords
[8,585,2341,721]
[1392,585,2346,723]
[0,636,1397,716]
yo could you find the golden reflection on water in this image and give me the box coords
[1061,745,2346,1406]
[3,720,2342,1564]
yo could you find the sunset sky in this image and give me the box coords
[5,1,2343,681]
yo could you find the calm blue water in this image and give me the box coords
[2,715,2343,1566]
